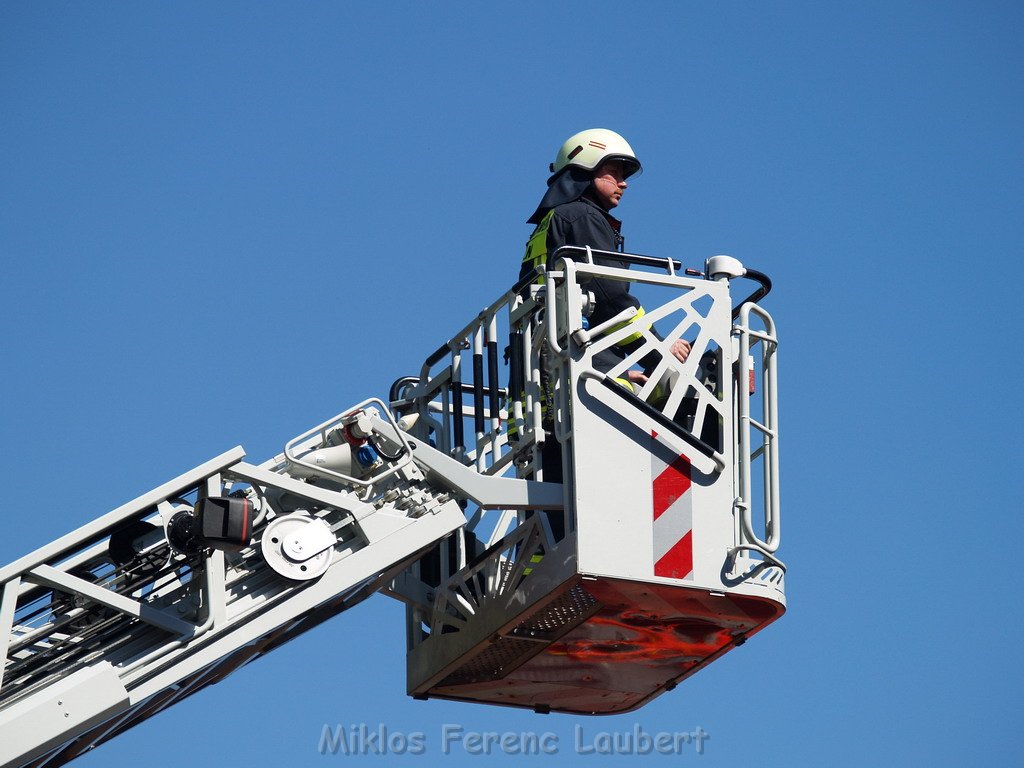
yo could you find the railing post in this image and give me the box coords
[734,302,781,555]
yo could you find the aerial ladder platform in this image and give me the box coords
[0,251,783,767]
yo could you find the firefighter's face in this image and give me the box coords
[590,159,628,210]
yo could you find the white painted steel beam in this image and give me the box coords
[0,447,246,585]
[28,565,196,637]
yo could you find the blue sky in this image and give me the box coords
[1,2,1021,765]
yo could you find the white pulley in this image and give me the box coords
[260,513,335,580]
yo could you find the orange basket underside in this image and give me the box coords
[423,576,785,715]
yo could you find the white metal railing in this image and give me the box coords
[734,301,782,563]
[398,250,782,659]
[394,276,547,480]
[555,253,733,476]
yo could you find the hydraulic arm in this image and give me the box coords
[0,251,784,766]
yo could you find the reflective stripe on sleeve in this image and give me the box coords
[605,305,650,347]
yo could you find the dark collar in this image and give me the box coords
[579,194,622,232]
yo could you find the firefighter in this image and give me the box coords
[522,128,690,385]
[519,130,692,542]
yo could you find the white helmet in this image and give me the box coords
[549,128,642,179]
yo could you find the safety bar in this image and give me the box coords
[735,302,780,554]
[391,378,508,406]
[552,245,684,274]
[580,370,726,474]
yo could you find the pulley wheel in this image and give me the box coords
[260,513,332,581]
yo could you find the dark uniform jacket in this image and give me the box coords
[521,196,649,374]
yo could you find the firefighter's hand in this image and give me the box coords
[625,370,649,385]
[670,339,692,362]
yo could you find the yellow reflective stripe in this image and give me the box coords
[604,305,649,346]
[523,553,544,576]
[613,377,636,394]
[522,209,556,286]
[505,394,549,436]
[506,404,519,436]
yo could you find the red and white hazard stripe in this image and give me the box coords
[651,432,693,579]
